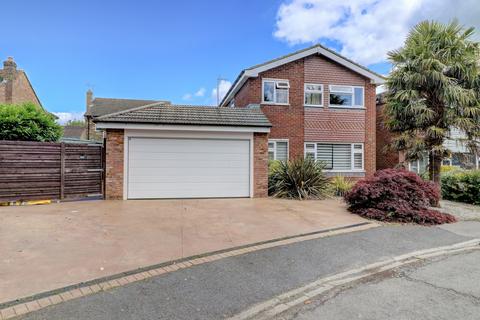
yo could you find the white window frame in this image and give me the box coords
[304,83,324,107]
[268,139,289,161]
[304,142,365,172]
[262,79,290,105]
[328,85,364,109]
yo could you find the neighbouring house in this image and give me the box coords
[0,57,43,108]
[95,44,384,200]
[62,125,87,140]
[376,93,480,173]
[84,90,170,140]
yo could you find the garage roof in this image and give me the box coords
[94,103,272,128]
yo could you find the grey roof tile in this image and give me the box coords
[95,104,271,127]
[86,97,170,117]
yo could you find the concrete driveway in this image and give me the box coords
[0,198,365,304]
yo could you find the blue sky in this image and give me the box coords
[1,0,477,123]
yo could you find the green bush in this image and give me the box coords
[268,157,330,200]
[0,103,62,142]
[330,175,354,197]
[441,170,480,205]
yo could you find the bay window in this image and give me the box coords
[304,143,364,171]
[329,85,364,108]
[263,79,289,104]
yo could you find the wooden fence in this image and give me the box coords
[0,140,104,202]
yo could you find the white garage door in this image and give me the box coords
[127,137,250,199]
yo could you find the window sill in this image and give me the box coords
[261,102,290,106]
[329,105,366,110]
[304,104,324,108]
[324,170,366,173]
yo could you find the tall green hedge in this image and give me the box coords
[441,170,480,205]
[0,102,62,142]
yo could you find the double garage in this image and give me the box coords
[95,105,271,200]
[127,134,251,199]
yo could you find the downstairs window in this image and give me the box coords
[304,143,364,171]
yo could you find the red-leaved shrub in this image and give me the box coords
[344,169,456,225]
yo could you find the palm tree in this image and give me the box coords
[385,20,480,183]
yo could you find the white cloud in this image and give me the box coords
[53,112,84,125]
[182,93,192,101]
[195,87,206,97]
[211,80,232,105]
[274,0,480,65]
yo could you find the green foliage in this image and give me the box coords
[0,103,62,142]
[441,170,480,205]
[65,119,86,126]
[384,20,480,183]
[330,175,354,197]
[268,157,330,200]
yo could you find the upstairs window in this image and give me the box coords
[263,79,289,104]
[329,85,364,108]
[304,84,323,107]
[268,140,289,161]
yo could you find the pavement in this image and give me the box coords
[283,248,480,320]
[0,197,364,303]
[439,200,480,221]
[15,222,479,320]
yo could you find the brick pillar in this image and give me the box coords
[364,83,377,177]
[105,129,124,200]
[253,132,268,197]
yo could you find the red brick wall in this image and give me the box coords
[236,60,305,159]
[376,103,399,170]
[364,83,376,177]
[232,53,377,177]
[0,70,42,106]
[253,132,268,197]
[105,129,124,200]
[305,109,365,142]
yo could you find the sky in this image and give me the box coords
[1,0,479,123]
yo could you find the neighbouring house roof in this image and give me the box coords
[94,103,272,128]
[0,57,44,109]
[220,44,386,107]
[85,97,170,117]
[62,125,86,139]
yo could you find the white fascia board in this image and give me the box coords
[95,122,270,133]
[221,47,385,106]
[220,75,249,107]
[250,47,385,84]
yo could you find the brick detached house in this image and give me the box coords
[94,44,384,200]
[0,57,43,107]
[84,91,170,140]
[221,45,385,178]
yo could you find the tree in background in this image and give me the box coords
[0,102,62,142]
[65,119,86,126]
[385,20,480,183]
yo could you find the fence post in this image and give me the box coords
[60,142,65,200]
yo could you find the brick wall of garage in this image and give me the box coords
[105,129,124,200]
[103,129,269,199]
[253,132,268,197]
